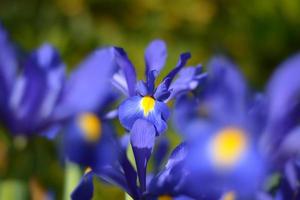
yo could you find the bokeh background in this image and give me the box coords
[0,0,300,199]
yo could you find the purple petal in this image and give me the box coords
[130,119,156,192]
[71,172,94,200]
[114,47,137,96]
[8,44,65,134]
[145,39,167,75]
[0,23,17,98]
[54,47,116,120]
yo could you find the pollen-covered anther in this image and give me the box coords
[210,127,248,168]
[78,113,102,142]
[140,96,155,116]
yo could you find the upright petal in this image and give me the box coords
[54,47,116,120]
[203,55,249,123]
[262,53,300,154]
[114,47,137,96]
[167,65,206,101]
[154,52,191,101]
[8,44,65,134]
[266,53,300,121]
[130,119,156,192]
[144,39,167,76]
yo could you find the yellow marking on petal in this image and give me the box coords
[158,195,173,200]
[210,127,248,168]
[140,96,155,116]
[78,113,102,142]
[222,191,236,200]
[84,167,92,174]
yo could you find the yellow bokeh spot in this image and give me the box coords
[210,127,248,168]
[158,195,173,200]
[222,191,236,200]
[140,96,155,116]
[78,113,102,142]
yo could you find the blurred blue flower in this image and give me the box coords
[112,39,205,193]
[173,54,300,198]
[0,23,117,137]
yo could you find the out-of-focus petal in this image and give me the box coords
[262,54,300,153]
[266,53,300,121]
[54,47,116,120]
[130,119,156,192]
[144,39,167,76]
[71,172,94,200]
[203,55,248,123]
[114,47,137,96]
[153,136,170,173]
[8,44,65,134]
[0,23,17,100]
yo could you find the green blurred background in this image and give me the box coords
[0,0,300,199]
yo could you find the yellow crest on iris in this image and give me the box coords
[140,96,155,116]
[158,195,173,200]
[210,127,248,169]
[78,113,102,142]
[221,191,236,200]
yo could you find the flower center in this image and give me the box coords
[210,127,247,168]
[140,96,155,116]
[222,191,236,200]
[78,113,102,142]
[158,195,173,200]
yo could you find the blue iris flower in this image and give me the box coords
[173,54,300,199]
[0,23,117,137]
[112,39,205,193]
[71,134,201,200]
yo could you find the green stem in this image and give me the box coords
[63,161,81,200]
[0,179,28,200]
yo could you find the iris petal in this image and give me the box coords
[145,39,167,76]
[53,47,116,120]
[118,96,169,135]
[114,47,137,96]
[0,23,17,101]
[71,172,94,200]
[9,44,65,134]
[130,119,156,192]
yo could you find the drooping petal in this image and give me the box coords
[154,53,191,101]
[114,47,137,96]
[71,172,94,200]
[144,39,167,76]
[118,96,144,131]
[119,135,140,199]
[8,43,65,134]
[54,47,116,120]
[130,119,156,192]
